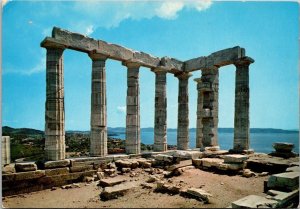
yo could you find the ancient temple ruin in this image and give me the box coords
[41,27,254,161]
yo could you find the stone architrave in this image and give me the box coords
[200,67,219,148]
[233,57,254,152]
[123,61,141,154]
[152,67,167,152]
[194,78,203,149]
[176,72,192,150]
[89,52,108,156]
[43,45,66,161]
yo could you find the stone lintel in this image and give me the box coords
[184,46,246,72]
[41,37,66,50]
[46,27,183,72]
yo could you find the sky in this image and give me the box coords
[2,0,299,131]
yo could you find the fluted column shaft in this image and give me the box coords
[153,69,167,151]
[45,47,65,160]
[233,57,254,152]
[194,78,203,148]
[176,73,192,150]
[89,53,108,156]
[201,67,219,148]
[124,62,141,154]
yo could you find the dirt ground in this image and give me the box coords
[2,168,269,208]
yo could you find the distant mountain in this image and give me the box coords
[2,126,44,135]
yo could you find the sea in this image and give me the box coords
[115,130,299,154]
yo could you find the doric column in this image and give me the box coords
[123,61,141,154]
[44,46,66,160]
[194,78,203,149]
[152,67,167,152]
[176,72,192,150]
[89,52,108,156]
[200,67,219,148]
[233,57,254,152]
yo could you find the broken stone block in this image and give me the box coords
[224,154,248,164]
[44,159,70,169]
[171,150,203,159]
[201,158,223,168]
[104,168,116,175]
[99,176,127,187]
[266,189,299,208]
[167,160,192,171]
[146,175,159,183]
[186,188,212,203]
[273,143,294,153]
[15,162,37,172]
[242,169,256,178]
[286,166,299,172]
[192,159,202,168]
[2,164,16,174]
[231,195,278,208]
[267,172,299,191]
[14,170,45,181]
[140,182,155,189]
[100,182,138,200]
[115,160,132,168]
[258,172,269,177]
[121,167,131,173]
[130,160,139,169]
[97,172,105,180]
[69,165,94,173]
[83,176,94,182]
[45,167,69,176]
[154,154,173,163]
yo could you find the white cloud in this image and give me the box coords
[117,106,126,114]
[85,25,94,36]
[4,57,45,76]
[155,2,184,19]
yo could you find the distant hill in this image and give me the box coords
[2,126,298,136]
[2,126,44,135]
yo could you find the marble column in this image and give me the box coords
[153,68,167,152]
[176,72,192,150]
[2,136,10,166]
[200,67,219,148]
[194,78,203,149]
[124,61,141,154]
[89,53,108,156]
[233,57,254,152]
[44,46,66,160]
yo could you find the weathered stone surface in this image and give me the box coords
[15,162,37,172]
[115,160,132,168]
[273,143,294,153]
[267,172,299,191]
[286,166,299,172]
[192,159,202,168]
[2,136,11,166]
[99,176,127,187]
[44,159,70,169]
[186,188,212,203]
[200,158,223,168]
[2,164,16,174]
[45,167,69,176]
[242,169,256,178]
[14,170,45,181]
[97,172,105,180]
[104,168,116,175]
[266,189,299,208]
[155,154,173,162]
[141,182,155,189]
[167,160,192,171]
[100,182,138,200]
[224,154,248,164]
[217,163,244,171]
[121,168,131,173]
[70,165,94,173]
[231,195,278,208]
[170,150,203,160]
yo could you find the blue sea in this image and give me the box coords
[116,131,299,154]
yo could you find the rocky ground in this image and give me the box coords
[3,167,268,208]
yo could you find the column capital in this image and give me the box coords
[194,78,202,83]
[41,38,66,50]
[151,66,168,74]
[88,51,108,61]
[234,56,254,67]
[122,59,142,68]
[175,72,192,80]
